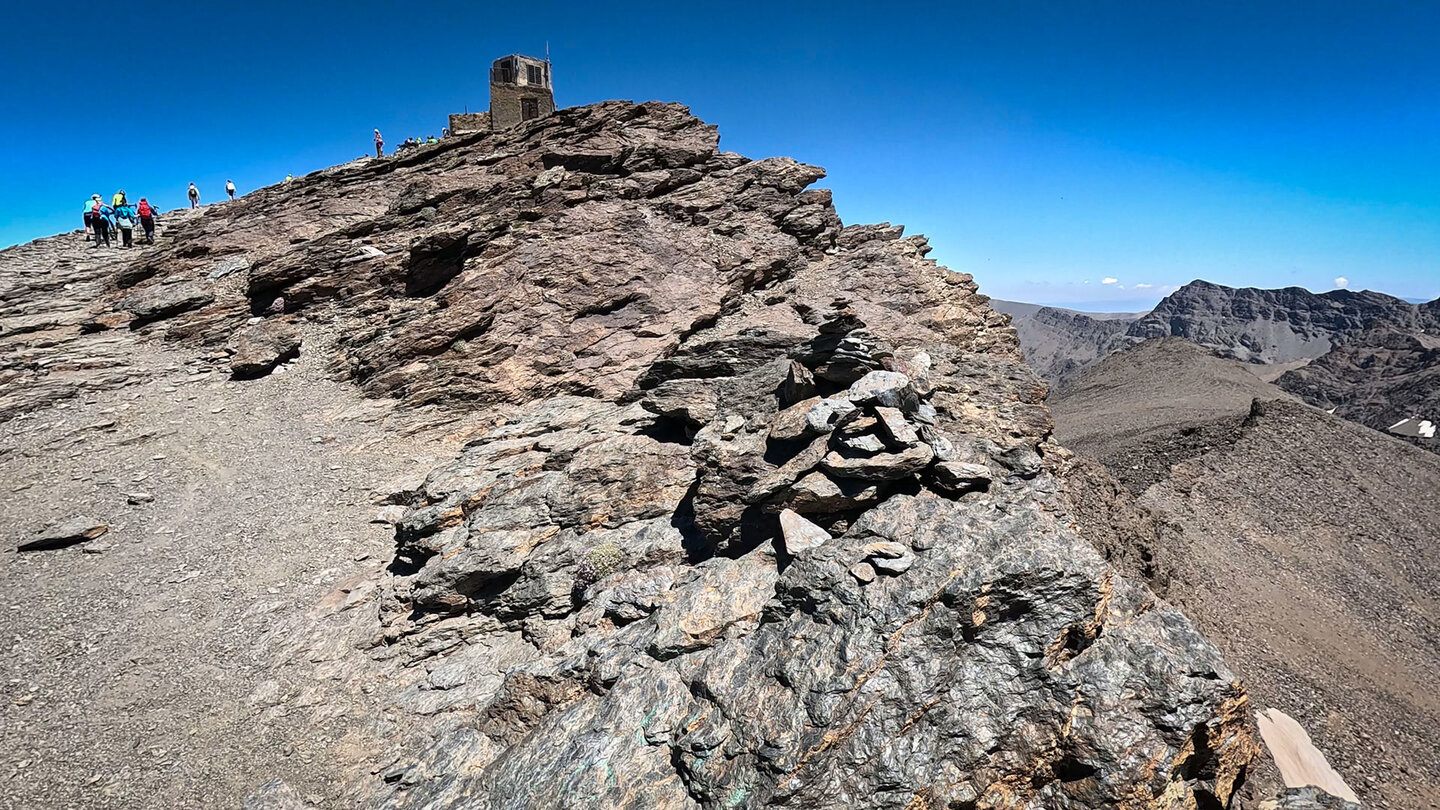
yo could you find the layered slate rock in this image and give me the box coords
[2,101,1262,808]
[321,103,1256,809]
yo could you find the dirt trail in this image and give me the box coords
[0,330,452,809]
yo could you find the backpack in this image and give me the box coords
[188,186,198,199]
[137,201,152,217]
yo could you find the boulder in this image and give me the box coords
[228,321,301,377]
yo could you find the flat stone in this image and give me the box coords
[779,509,830,555]
[846,370,918,412]
[870,554,914,574]
[860,540,909,559]
[821,442,933,481]
[838,433,886,454]
[930,461,992,492]
[19,517,109,551]
[849,562,876,583]
[874,406,920,448]
[125,492,154,505]
[777,472,879,514]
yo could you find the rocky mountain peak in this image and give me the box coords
[1,101,1282,807]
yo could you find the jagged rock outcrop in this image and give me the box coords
[2,101,1264,808]
[1276,328,1440,453]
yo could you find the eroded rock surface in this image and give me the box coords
[1,101,1263,808]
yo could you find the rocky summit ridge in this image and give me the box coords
[0,101,1297,808]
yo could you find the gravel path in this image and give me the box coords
[0,339,445,809]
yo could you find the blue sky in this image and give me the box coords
[2,1,1436,307]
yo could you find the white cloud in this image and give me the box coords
[1101,277,1118,285]
[1333,276,1349,289]
[1132,283,1154,290]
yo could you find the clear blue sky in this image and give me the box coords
[3,1,1437,307]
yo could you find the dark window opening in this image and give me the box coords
[521,98,540,120]
[526,64,544,85]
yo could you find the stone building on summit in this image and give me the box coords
[448,53,555,135]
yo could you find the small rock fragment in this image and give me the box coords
[849,562,876,584]
[837,433,886,454]
[125,492,154,505]
[804,397,858,434]
[780,361,816,406]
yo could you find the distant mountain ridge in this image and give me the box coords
[1127,279,1439,365]
[1000,280,1440,453]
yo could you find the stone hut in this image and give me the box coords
[448,53,556,135]
[488,54,555,129]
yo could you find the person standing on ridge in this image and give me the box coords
[137,197,157,244]
[114,201,137,248]
[188,183,200,208]
[373,128,384,157]
[112,189,126,208]
[226,179,236,200]
[83,195,97,241]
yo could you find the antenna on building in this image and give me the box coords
[545,41,550,64]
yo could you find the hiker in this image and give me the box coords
[441,127,449,138]
[137,197,157,244]
[188,183,200,208]
[112,189,127,208]
[91,200,112,248]
[114,201,137,248]
[83,195,98,240]
[226,179,236,200]
[373,129,384,157]
[284,174,293,183]
[426,135,437,144]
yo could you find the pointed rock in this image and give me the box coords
[779,509,831,555]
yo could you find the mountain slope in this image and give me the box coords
[1276,328,1440,454]
[990,299,1141,387]
[1051,340,1440,808]
[1,102,1263,809]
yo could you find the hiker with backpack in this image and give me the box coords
[373,129,384,157]
[112,190,127,208]
[188,183,200,209]
[91,199,113,248]
[137,198,157,244]
[114,201,138,248]
[226,179,236,200]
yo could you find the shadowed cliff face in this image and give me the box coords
[2,101,1261,808]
